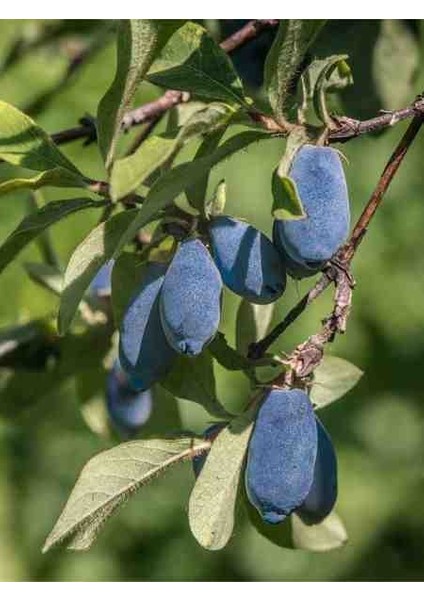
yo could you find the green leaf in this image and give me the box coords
[291,512,348,552]
[0,100,82,174]
[204,179,227,219]
[373,20,419,110]
[161,351,231,419]
[24,262,63,296]
[209,332,250,371]
[147,21,245,104]
[0,198,105,276]
[110,136,176,201]
[114,130,270,254]
[185,130,226,213]
[311,355,364,409]
[58,210,138,334]
[0,168,87,196]
[271,128,309,221]
[311,55,353,127]
[272,172,306,220]
[97,20,181,169]
[188,409,255,550]
[299,55,353,125]
[264,20,326,120]
[42,436,208,553]
[111,252,145,328]
[110,102,234,201]
[236,299,275,355]
[166,100,207,130]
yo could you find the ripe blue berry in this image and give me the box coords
[245,388,317,524]
[296,417,338,525]
[273,145,350,277]
[119,261,176,391]
[89,260,114,296]
[208,216,286,304]
[160,238,222,356]
[106,361,153,437]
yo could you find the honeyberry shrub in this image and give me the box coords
[0,19,424,582]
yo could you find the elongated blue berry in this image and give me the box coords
[245,388,318,524]
[296,417,338,525]
[106,361,153,437]
[89,260,114,296]
[160,238,222,356]
[273,145,350,277]
[208,216,286,304]
[119,261,176,390]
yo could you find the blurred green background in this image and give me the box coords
[1,19,424,581]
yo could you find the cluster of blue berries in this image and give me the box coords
[119,143,349,389]
[90,142,348,524]
[191,143,348,527]
[118,222,287,392]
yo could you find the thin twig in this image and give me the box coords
[328,95,424,143]
[250,112,424,366]
[341,113,424,260]
[248,269,334,360]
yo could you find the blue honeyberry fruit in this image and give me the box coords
[119,261,176,391]
[208,215,287,304]
[273,144,350,277]
[272,222,320,280]
[192,422,226,478]
[296,416,338,525]
[159,238,223,356]
[89,260,114,296]
[245,388,318,524]
[106,361,153,437]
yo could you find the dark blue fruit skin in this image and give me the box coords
[192,423,226,478]
[119,261,176,391]
[208,216,287,304]
[273,145,350,276]
[106,361,153,437]
[296,417,338,525]
[160,238,223,356]
[89,260,114,296]
[272,221,320,280]
[245,388,318,524]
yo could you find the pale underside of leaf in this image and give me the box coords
[291,512,348,552]
[188,410,254,550]
[311,355,364,409]
[43,436,208,553]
